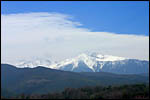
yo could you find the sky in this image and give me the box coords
[1,1,149,63]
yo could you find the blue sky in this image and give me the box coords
[2,1,149,36]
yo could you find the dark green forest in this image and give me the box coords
[1,64,149,99]
[1,83,149,99]
[1,64,149,95]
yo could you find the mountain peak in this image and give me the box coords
[48,52,149,74]
[48,53,128,72]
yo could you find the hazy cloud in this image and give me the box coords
[1,12,149,63]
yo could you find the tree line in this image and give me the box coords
[2,83,149,99]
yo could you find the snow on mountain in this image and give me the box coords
[15,57,53,68]
[48,52,149,74]
[48,52,127,70]
[6,52,149,74]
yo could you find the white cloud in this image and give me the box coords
[1,12,149,63]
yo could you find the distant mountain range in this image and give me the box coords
[14,57,53,68]
[13,52,149,74]
[1,64,149,96]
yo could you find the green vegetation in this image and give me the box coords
[2,83,149,99]
[2,64,149,95]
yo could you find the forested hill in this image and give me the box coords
[1,64,149,97]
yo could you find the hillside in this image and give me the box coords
[1,64,149,96]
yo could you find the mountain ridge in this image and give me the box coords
[3,53,149,74]
[1,64,149,95]
[48,53,149,74]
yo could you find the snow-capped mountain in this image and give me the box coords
[49,52,149,74]
[49,53,125,69]
[9,52,149,74]
[15,57,53,68]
